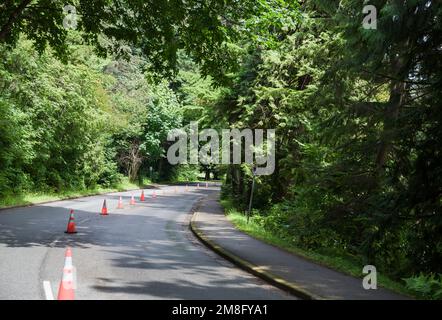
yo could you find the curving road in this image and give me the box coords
[0,185,295,300]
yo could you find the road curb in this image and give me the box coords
[190,210,323,300]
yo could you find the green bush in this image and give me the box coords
[259,203,343,251]
[174,165,200,182]
[0,38,124,196]
[404,273,442,300]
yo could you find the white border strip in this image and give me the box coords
[43,281,54,300]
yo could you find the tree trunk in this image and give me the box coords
[375,81,406,174]
[0,0,32,41]
[123,141,142,182]
[374,44,409,177]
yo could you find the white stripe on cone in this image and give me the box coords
[58,248,75,300]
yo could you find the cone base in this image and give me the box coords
[65,231,77,234]
[58,283,75,300]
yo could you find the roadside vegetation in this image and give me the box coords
[0,1,440,299]
[216,1,441,300]
[0,177,146,208]
[222,199,416,298]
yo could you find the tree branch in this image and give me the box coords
[0,0,33,41]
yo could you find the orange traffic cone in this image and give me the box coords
[117,196,124,209]
[101,199,108,216]
[130,195,136,205]
[57,247,75,300]
[140,190,145,202]
[65,210,77,234]
[152,190,157,199]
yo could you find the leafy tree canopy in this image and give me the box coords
[0,0,300,83]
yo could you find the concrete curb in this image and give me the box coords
[190,210,324,300]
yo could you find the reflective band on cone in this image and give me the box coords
[57,248,75,300]
[65,210,77,234]
[117,196,124,209]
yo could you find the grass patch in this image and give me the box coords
[0,177,145,209]
[220,199,416,298]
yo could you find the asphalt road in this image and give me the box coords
[0,185,295,300]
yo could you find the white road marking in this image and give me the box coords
[43,281,54,300]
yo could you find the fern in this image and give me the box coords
[404,273,442,300]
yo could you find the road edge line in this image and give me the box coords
[43,281,54,300]
[189,210,323,300]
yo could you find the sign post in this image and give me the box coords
[247,166,256,224]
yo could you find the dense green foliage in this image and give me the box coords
[404,273,442,300]
[0,0,299,83]
[0,38,114,194]
[0,36,183,196]
[218,0,442,287]
[0,0,440,297]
